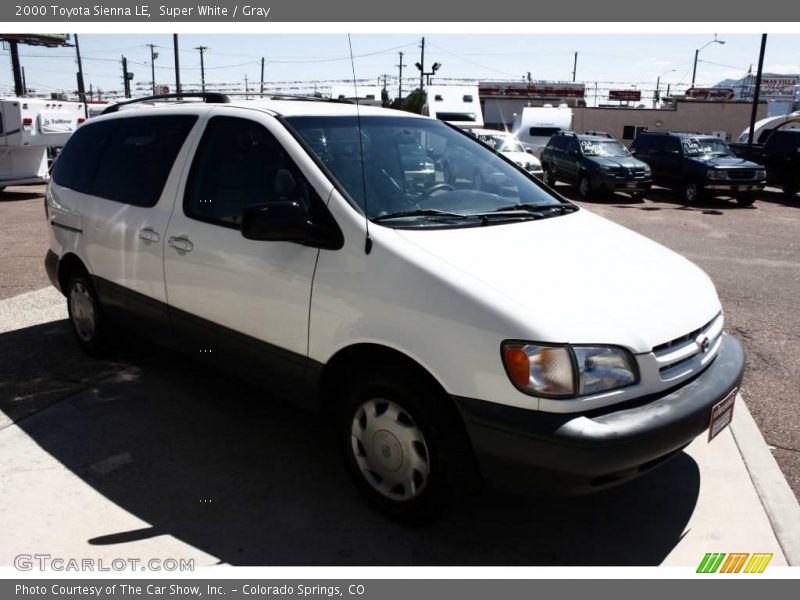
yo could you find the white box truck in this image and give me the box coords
[0,97,85,191]
[512,104,573,157]
[423,85,484,129]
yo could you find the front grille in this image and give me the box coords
[728,170,756,180]
[652,313,723,378]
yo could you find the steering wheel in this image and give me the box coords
[418,183,455,202]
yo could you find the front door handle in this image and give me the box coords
[138,227,160,243]
[168,236,194,253]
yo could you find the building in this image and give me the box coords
[716,73,799,116]
[479,80,586,129]
[572,100,768,145]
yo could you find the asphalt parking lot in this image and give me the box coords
[0,183,798,566]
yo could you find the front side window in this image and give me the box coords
[185,116,317,229]
[286,115,567,229]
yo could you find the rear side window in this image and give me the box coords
[548,136,565,151]
[185,116,314,229]
[769,131,800,153]
[91,115,197,207]
[51,120,117,193]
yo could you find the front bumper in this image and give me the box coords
[454,332,745,495]
[704,181,765,194]
[594,177,652,192]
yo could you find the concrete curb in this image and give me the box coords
[730,393,800,565]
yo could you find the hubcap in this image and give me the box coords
[686,184,697,203]
[69,281,96,342]
[350,398,430,501]
[579,178,590,197]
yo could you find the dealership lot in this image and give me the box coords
[0,184,798,565]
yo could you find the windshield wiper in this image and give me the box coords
[489,202,578,214]
[372,208,470,222]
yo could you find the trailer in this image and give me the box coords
[423,85,484,129]
[736,111,800,144]
[512,104,573,157]
[0,97,85,190]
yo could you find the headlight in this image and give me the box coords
[643,165,652,176]
[707,169,728,180]
[502,342,637,398]
[756,169,766,179]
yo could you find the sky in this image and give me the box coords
[2,33,799,99]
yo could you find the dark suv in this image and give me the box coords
[541,132,652,199]
[630,132,765,206]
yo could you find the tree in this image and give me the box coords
[400,89,426,115]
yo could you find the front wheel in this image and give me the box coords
[577,174,592,199]
[338,366,477,521]
[736,193,757,207]
[542,166,556,187]
[683,180,702,204]
[66,272,111,355]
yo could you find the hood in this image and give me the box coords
[502,151,541,167]
[691,155,761,169]
[394,209,720,353]
[589,156,645,169]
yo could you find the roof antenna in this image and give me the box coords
[347,34,372,255]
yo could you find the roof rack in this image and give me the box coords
[226,92,356,104]
[101,92,230,115]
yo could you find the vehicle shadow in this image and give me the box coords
[753,188,800,208]
[0,189,44,202]
[0,320,701,566]
[561,184,754,214]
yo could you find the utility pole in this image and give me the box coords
[173,34,181,95]
[572,52,578,82]
[21,66,27,96]
[260,57,265,94]
[146,43,159,95]
[74,33,88,117]
[747,34,768,148]
[195,46,209,92]
[9,40,24,97]
[419,37,425,91]
[397,51,404,102]
[244,74,249,99]
[122,55,131,98]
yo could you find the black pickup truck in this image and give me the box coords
[730,129,800,197]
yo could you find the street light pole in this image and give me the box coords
[691,35,725,88]
[655,69,676,107]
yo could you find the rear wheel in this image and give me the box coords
[338,365,477,522]
[66,272,111,355]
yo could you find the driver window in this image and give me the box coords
[184,116,314,229]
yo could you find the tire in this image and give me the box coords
[65,271,111,355]
[542,166,556,187]
[577,174,592,199]
[683,180,702,204]
[337,364,477,522]
[631,191,644,202]
[783,186,799,198]
[735,193,756,207]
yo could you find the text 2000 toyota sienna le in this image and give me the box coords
[44,95,744,519]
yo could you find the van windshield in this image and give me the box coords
[285,115,565,228]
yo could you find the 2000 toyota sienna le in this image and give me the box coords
[45,94,744,520]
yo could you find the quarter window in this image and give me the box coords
[51,119,117,193]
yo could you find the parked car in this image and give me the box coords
[630,131,765,206]
[540,132,652,199]
[45,95,744,520]
[470,128,544,179]
[730,129,800,198]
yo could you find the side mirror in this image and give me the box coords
[525,148,534,155]
[241,201,342,250]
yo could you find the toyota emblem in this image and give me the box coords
[700,337,710,353]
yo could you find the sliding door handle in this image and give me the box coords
[168,236,194,253]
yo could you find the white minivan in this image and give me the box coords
[45,94,744,520]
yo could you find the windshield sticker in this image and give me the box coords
[682,138,702,153]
